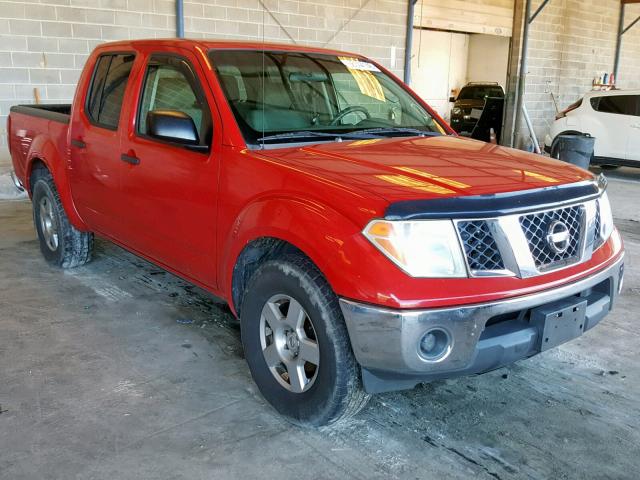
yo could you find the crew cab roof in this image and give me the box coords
[94,38,358,58]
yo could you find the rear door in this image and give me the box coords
[626,95,640,162]
[117,49,220,286]
[587,94,635,161]
[69,52,136,234]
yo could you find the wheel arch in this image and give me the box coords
[223,196,376,317]
[231,237,306,317]
[25,136,88,231]
[552,130,584,145]
[549,130,584,158]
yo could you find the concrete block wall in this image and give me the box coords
[515,0,640,145]
[617,3,640,92]
[0,0,408,149]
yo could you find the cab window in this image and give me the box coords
[86,53,135,129]
[137,55,211,147]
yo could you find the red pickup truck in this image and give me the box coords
[8,39,624,426]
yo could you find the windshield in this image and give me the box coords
[209,49,446,146]
[457,85,504,101]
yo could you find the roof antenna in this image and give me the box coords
[260,5,266,150]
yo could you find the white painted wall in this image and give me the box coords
[415,0,514,37]
[466,34,510,88]
[410,29,468,120]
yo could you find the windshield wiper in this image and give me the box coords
[256,127,443,144]
[256,130,378,143]
[353,127,443,137]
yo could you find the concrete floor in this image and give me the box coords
[1,166,639,480]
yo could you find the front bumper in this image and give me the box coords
[339,254,624,393]
[449,117,477,134]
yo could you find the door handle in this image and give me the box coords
[631,123,640,129]
[120,153,140,165]
[71,139,86,149]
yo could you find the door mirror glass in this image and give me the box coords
[449,96,456,103]
[147,110,199,145]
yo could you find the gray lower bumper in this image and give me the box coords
[339,255,624,394]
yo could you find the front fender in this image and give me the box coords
[26,134,88,231]
[221,196,381,312]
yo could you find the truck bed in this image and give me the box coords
[9,104,71,124]
[8,104,72,186]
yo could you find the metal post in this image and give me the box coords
[613,2,625,80]
[529,0,551,23]
[523,105,541,154]
[176,0,184,38]
[404,0,418,84]
[512,0,532,149]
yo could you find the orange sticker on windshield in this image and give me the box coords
[339,57,385,102]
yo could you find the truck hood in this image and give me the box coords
[259,135,594,203]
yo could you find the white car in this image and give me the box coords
[544,89,640,168]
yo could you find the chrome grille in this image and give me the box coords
[457,221,504,271]
[594,200,603,249]
[519,205,584,270]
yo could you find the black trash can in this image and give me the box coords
[552,134,595,170]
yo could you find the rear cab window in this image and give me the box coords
[86,52,135,130]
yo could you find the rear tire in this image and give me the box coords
[31,169,93,268]
[240,254,370,427]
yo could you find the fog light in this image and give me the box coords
[418,328,451,361]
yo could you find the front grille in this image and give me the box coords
[457,221,505,271]
[519,205,584,270]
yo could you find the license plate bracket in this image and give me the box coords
[531,297,588,352]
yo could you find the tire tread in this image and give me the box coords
[32,167,93,268]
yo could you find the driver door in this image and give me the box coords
[117,50,220,286]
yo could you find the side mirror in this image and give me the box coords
[449,96,456,103]
[147,110,199,146]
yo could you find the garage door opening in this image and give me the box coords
[410,29,510,126]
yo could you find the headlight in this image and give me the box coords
[598,191,614,243]
[451,107,462,115]
[363,219,467,278]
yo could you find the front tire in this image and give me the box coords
[31,169,93,268]
[240,254,369,427]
